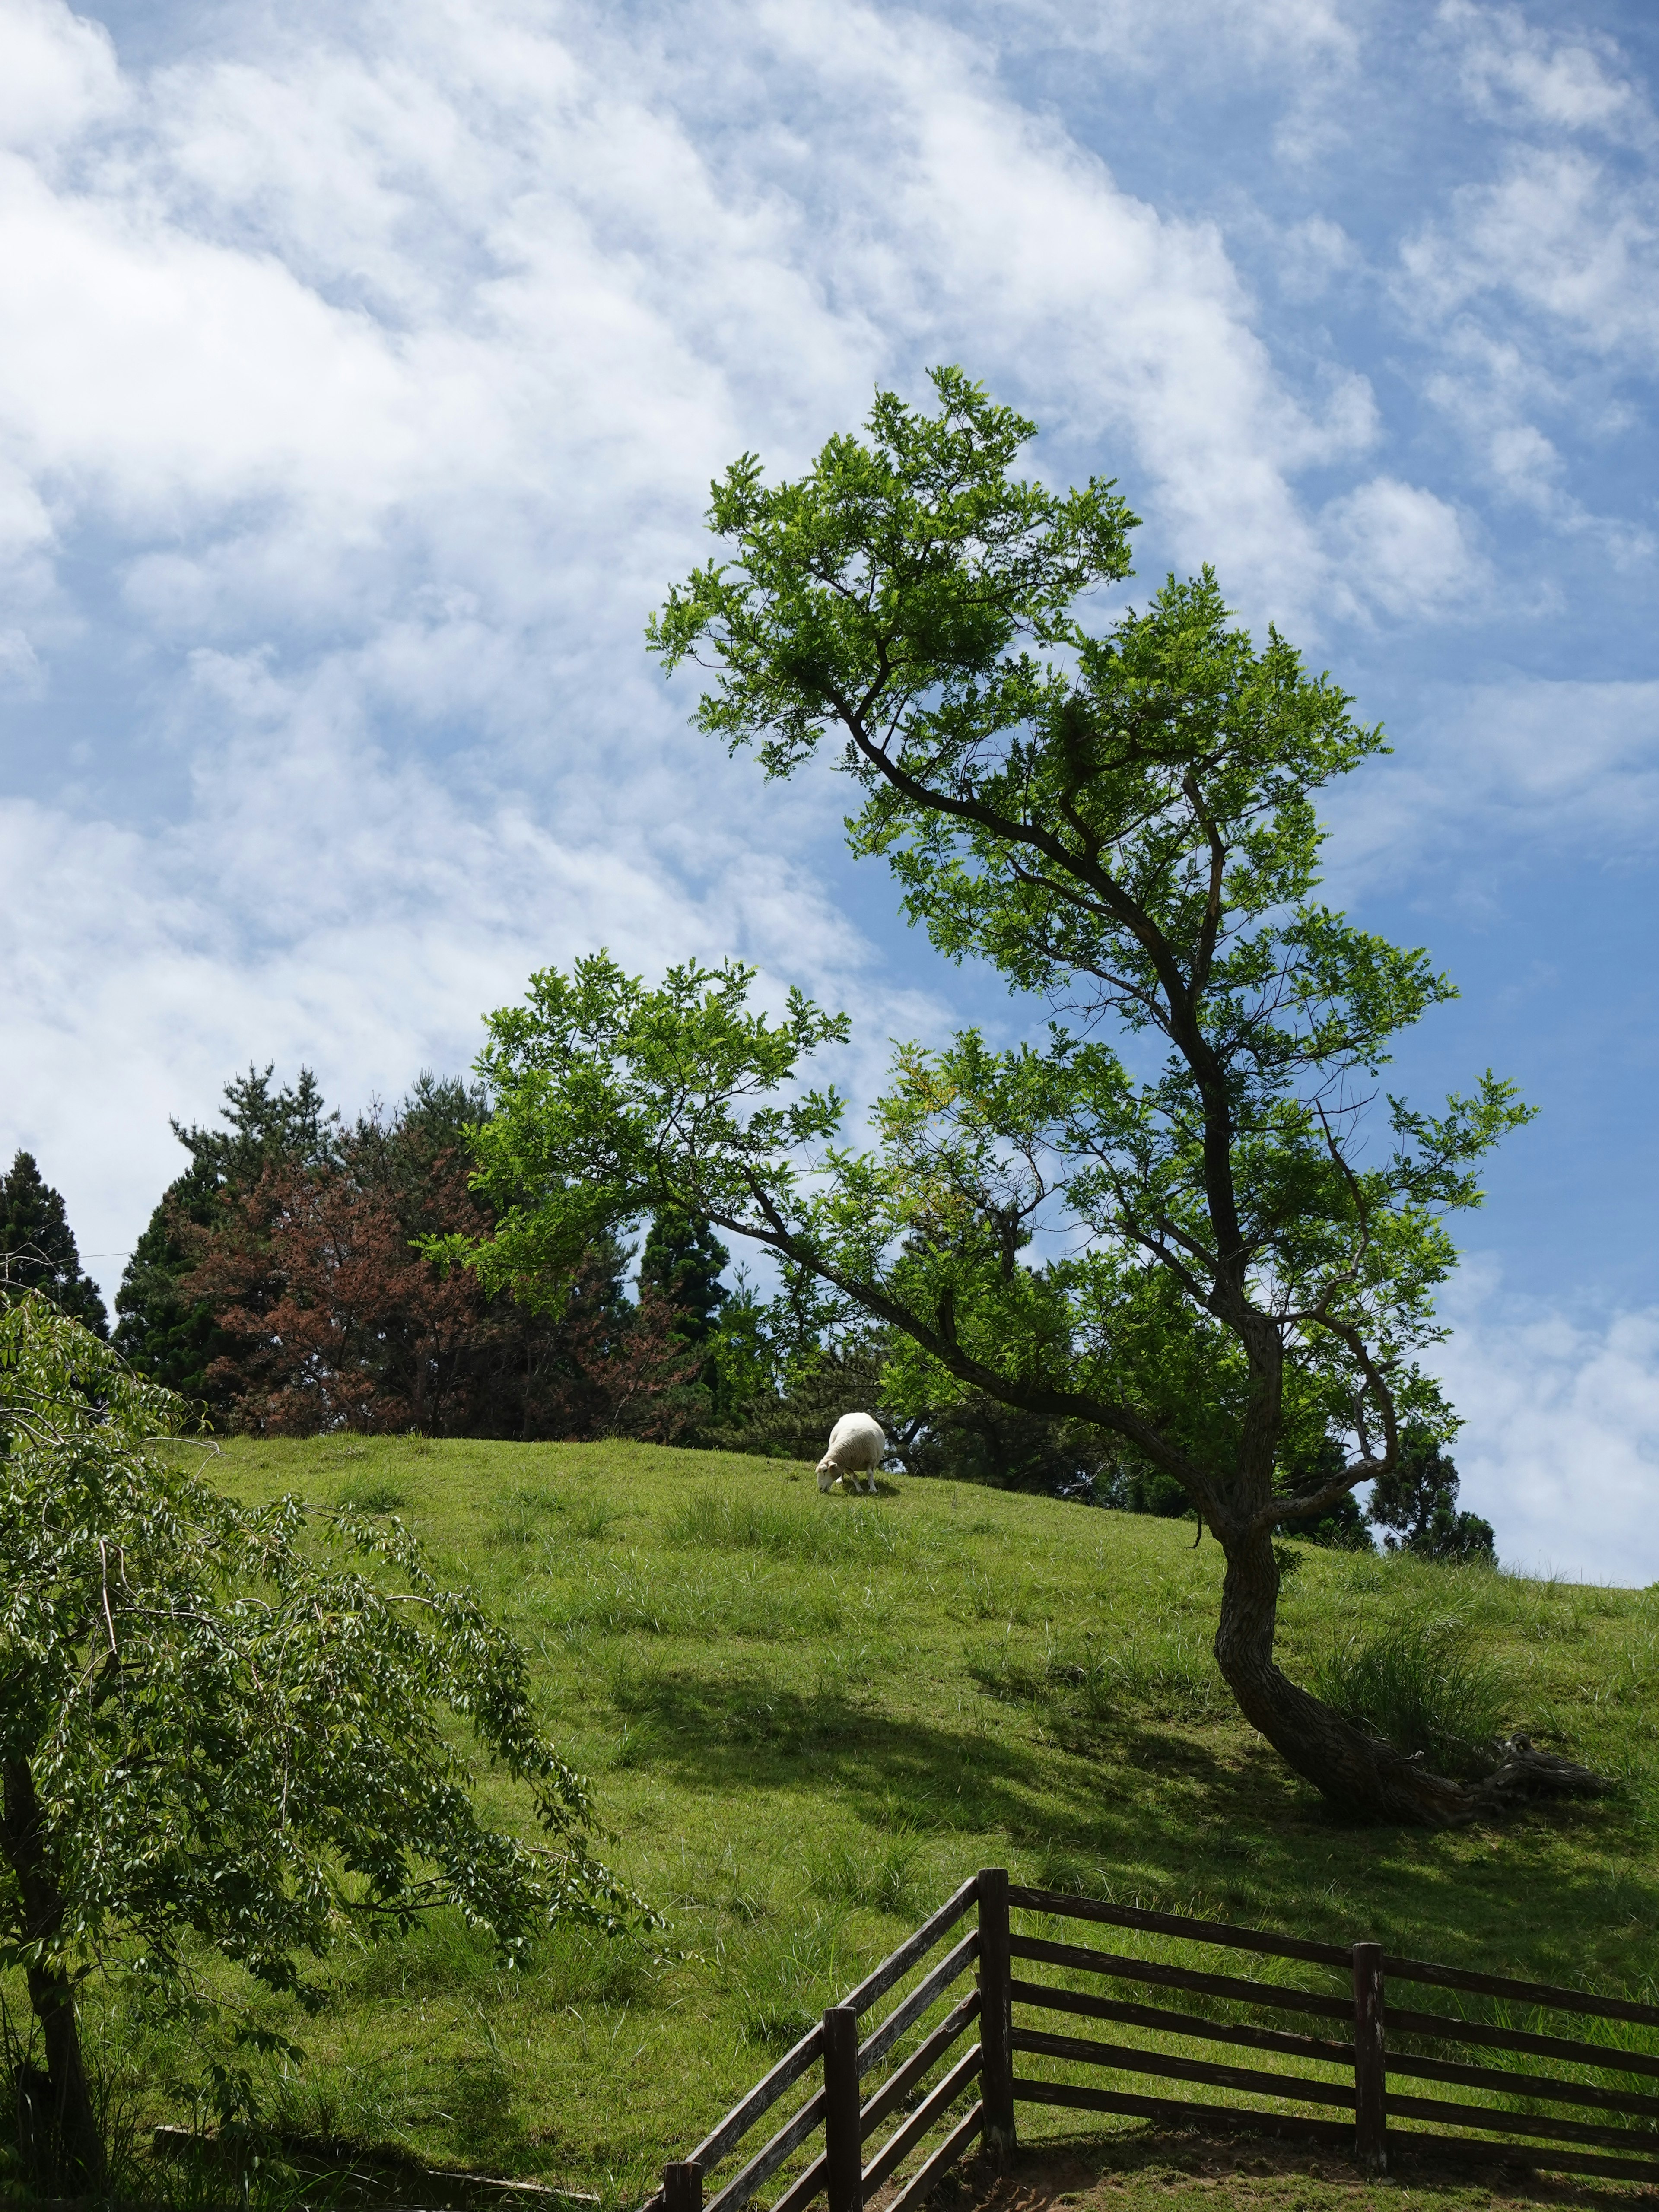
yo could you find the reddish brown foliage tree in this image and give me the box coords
[179,1116,703,1440]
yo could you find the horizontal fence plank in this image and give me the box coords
[843,1875,981,2020]
[1010,1935,1353,2022]
[1011,2027,1356,2111]
[1384,2126,1659,2187]
[1009,1888,1351,1970]
[687,2021,824,2177]
[1385,2090,1659,2155]
[1010,1978,1355,2070]
[1388,2049,1659,2120]
[1010,1888,1659,2032]
[1389,2005,1659,2082]
[859,1932,979,2076]
[884,2104,985,2212]
[702,2087,826,2212]
[1013,2080,1355,2147]
[861,1996,982,2143]
[1382,1954,1659,2029]
[861,2045,984,2196]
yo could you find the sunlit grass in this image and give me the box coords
[6,1433,1653,2208]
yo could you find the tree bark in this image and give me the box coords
[1211,1527,1608,1827]
[0,1755,106,2194]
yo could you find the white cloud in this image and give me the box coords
[940,0,1368,162]
[0,0,1416,1312]
[0,0,1392,672]
[0,0,120,153]
[0,652,939,1306]
[1399,146,1659,362]
[1319,475,1484,622]
[1273,213,1363,302]
[758,0,1374,610]
[1393,18,1658,550]
[1322,675,1659,896]
[1421,334,1656,550]
[1433,1265,1659,1585]
[1437,0,1654,145]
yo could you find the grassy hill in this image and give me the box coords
[19,1435,1659,2204]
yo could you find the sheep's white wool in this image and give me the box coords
[817,1411,887,1494]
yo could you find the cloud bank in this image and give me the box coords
[0,0,1654,1575]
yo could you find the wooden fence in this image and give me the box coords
[647,1869,1659,2212]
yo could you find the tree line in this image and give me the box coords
[3,1070,1491,1563]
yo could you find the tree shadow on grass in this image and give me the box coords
[605,1659,1659,2002]
[609,1660,1099,1842]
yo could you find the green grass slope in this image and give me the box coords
[22,1437,1659,2203]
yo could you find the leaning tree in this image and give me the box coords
[455,368,1601,1828]
[0,1293,637,2191]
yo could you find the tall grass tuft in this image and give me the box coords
[1310,1613,1510,1777]
[335,1478,408,1515]
[810,1824,926,1918]
[667,1489,905,1564]
[734,1911,851,2052]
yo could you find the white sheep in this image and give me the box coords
[817,1411,887,1494]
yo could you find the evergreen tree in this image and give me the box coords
[903,1394,1106,1495]
[639,1207,732,1427]
[0,1152,108,1338]
[640,1208,730,1350]
[114,1065,340,1399]
[1096,1460,1194,1516]
[1368,1432,1497,1563]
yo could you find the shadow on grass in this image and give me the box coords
[605,1659,1657,2003]
[609,1660,1086,1837]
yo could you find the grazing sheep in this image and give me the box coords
[817,1411,887,1494]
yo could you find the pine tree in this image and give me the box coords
[0,1152,108,1338]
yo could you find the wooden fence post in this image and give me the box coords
[1351,1941,1386,2177]
[663,2160,702,2212]
[823,2003,864,2212]
[978,1866,1016,2165]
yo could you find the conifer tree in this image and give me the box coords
[0,1152,108,1338]
[640,1208,731,1351]
[1368,1431,1496,1562]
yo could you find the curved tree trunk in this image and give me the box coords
[1211,1526,1608,1827]
[0,1757,106,2194]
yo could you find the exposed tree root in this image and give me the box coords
[1212,1538,1615,1828]
[1464,1734,1613,1820]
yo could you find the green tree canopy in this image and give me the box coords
[0,1294,636,2190]
[0,1151,108,1339]
[451,369,1598,1827]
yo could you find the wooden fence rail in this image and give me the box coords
[646,1871,1659,2212]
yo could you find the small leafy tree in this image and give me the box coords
[0,1295,636,2191]
[454,370,1601,1826]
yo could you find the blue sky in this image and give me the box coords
[1,0,1655,1577]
